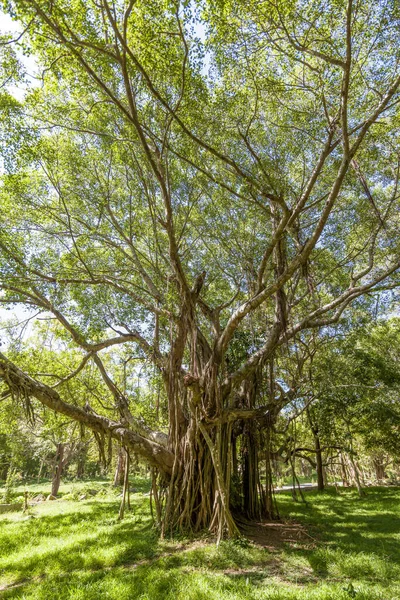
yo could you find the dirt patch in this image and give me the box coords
[238,518,318,550]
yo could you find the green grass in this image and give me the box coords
[0,482,399,599]
[273,473,316,486]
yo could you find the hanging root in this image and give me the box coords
[118,447,130,520]
[1,360,35,424]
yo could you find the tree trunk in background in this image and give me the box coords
[51,443,65,497]
[356,460,366,485]
[373,457,387,481]
[1,464,8,480]
[344,422,366,497]
[307,409,324,491]
[341,453,350,486]
[76,444,88,479]
[348,452,366,497]
[113,447,126,487]
[37,458,45,483]
[315,435,325,491]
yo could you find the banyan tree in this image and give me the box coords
[1,0,400,539]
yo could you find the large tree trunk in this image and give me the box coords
[159,362,278,538]
[162,419,239,539]
[240,374,270,521]
[159,363,240,541]
[242,423,262,520]
[263,423,272,518]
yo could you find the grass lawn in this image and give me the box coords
[0,480,399,599]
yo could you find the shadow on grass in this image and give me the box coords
[275,487,400,581]
[1,486,400,600]
[0,498,160,585]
